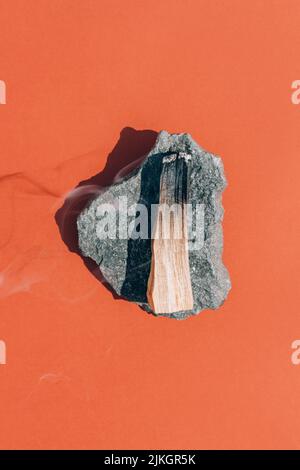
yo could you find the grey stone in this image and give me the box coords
[77,130,231,319]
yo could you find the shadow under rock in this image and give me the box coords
[55,127,158,300]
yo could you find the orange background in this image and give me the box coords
[0,0,300,450]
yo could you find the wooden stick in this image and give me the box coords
[147,153,194,314]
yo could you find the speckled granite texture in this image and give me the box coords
[77,130,231,319]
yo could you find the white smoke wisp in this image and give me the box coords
[0,248,44,298]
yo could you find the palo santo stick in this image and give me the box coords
[147,153,194,314]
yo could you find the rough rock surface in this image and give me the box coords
[77,130,231,319]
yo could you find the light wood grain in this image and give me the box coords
[147,154,194,314]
